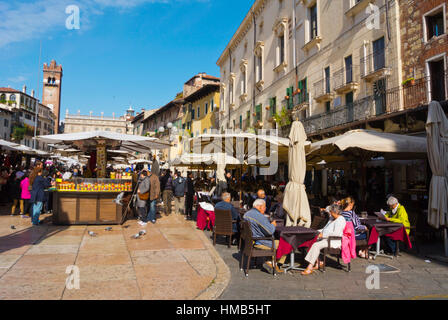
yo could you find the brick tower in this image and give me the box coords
[42,60,63,133]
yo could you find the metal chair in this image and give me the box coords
[213,208,237,248]
[355,228,370,259]
[239,220,277,277]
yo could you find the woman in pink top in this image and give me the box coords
[20,173,31,217]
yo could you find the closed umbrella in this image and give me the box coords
[283,121,311,227]
[426,101,448,256]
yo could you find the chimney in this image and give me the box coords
[22,85,27,93]
[89,111,93,118]
[112,112,115,119]
[31,89,35,97]
[101,112,104,119]
[77,110,80,115]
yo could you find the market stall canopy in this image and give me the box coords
[129,159,151,164]
[0,139,20,151]
[37,131,171,153]
[306,129,427,165]
[170,152,242,169]
[189,132,299,164]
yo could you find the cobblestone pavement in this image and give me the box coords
[0,203,228,300]
[204,230,448,300]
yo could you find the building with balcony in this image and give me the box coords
[216,0,298,134]
[182,83,220,138]
[294,0,404,139]
[0,86,56,149]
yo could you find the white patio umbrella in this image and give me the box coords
[283,121,311,227]
[425,101,448,256]
[0,139,20,151]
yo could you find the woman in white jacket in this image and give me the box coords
[301,204,346,275]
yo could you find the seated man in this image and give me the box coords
[243,199,286,274]
[256,189,271,213]
[301,204,346,275]
[270,191,285,222]
[215,192,241,236]
[382,196,410,254]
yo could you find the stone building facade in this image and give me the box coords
[400,0,447,103]
[64,111,128,134]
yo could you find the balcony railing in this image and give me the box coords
[313,78,333,101]
[294,90,309,107]
[302,97,373,135]
[360,51,389,79]
[333,65,359,93]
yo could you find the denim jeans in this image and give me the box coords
[384,236,397,254]
[146,199,157,222]
[32,202,43,225]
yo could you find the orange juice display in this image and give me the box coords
[56,179,132,192]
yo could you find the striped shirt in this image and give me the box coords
[341,210,366,233]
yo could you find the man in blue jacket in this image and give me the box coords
[173,171,186,215]
[215,192,240,239]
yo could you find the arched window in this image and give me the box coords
[0,94,5,101]
[48,77,51,84]
[10,94,16,101]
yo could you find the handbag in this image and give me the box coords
[138,191,149,201]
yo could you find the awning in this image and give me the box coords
[306,129,427,165]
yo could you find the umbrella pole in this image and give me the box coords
[445,228,448,257]
[361,158,367,211]
[239,164,242,202]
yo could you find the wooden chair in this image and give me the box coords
[239,220,277,277]
[213,208,237,248]
[355,228,370,259]
[408,212,419,253]
[321,236,351,272]
[310,215,328,230]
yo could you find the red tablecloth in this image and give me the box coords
[196,206,215,231]
[368,225,412,249]
[275,226,319,260]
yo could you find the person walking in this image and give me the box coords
[161,170,173,216]
[146,168,160,224]
[30,168,52,226]
[20,171,31,218]
[9,172,22,216]
[185,171,195,220]
[173,171,186,215]
[136,170,150,226]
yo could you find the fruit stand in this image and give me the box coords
[52,178,133,225]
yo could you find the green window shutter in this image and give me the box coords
[255,104,262,121]
[239,115,242,129]
[287,87,294,109]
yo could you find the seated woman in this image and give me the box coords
[340,197,369,258]
[301,204,346,275]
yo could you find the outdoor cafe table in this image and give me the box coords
[196,203,215,231]
[361,218,412,259]
[275,226,319,272]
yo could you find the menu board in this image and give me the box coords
[56,178,132,192]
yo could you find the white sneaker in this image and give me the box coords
[140,222,148,226]
[137,220,144,226]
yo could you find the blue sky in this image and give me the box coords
[0,0,253,121]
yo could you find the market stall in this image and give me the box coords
[38,131,170,225]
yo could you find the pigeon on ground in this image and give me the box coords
[105,227,112,231]
[131,233,141,239]
[10,225,16,230]
[139,230,146,236]
[88,231,97,237]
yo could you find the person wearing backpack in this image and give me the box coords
[173,171,186,215]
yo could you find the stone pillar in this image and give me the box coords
[96,140,107,178]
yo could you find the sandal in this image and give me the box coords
[313,261,324,270]
[301,269,314,276]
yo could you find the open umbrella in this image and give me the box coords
[283,121,311,227]
[426,101,448,256]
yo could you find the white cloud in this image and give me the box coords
[7,75,28,83]
[0,0,206,48]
